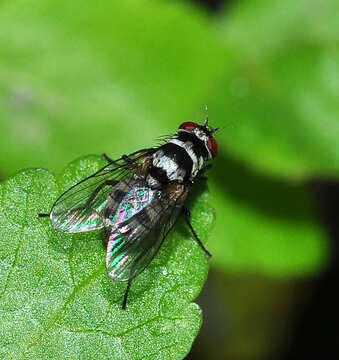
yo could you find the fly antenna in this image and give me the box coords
[204,105,209,127]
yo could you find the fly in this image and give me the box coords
[38,119,219,309]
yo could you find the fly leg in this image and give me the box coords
[122,246,150,310]
[102,153,132,165]
[102,153,133,164]
[122,278,133,310]
[38,213,50,218]
[196,164,213,181]
[102,153,114,163]
[102,153,136,170]
[182,207,211,258]
[122,155,136,168]
[102,148,154,165]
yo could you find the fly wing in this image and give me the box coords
[49,149,152,233]
[106,184,185,281]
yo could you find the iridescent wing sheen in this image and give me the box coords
[49,149,152,233]
[106,184,184,282]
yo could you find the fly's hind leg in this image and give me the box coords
[121,246,150,310]
[102,153,136,170]
[182,207,211,258]
[37,213,50,218]
[102,152,140,163]
[102,153,114,163]
[122,155,136,168]
[122,277,133,310]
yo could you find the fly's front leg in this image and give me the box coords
[196,164,213,181]
[182,207,211,258]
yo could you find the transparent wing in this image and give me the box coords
[106,183,184,281]
[50,149,152,233]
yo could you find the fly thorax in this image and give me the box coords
[167,138,204,180]
[155,149,186,181]
[146,173,161,188]
[146,148,187,186]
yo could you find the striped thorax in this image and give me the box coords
[146,121,218,188]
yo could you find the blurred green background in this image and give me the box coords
[0,0,338,358]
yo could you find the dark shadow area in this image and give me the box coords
[187,269,314,360]
[186,151,339,359]
[188,0,226,12]
[185,270,230,360]
[211,150,315,222]
[280,181,339,359]
[186,178,209,207]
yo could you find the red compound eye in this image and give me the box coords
[207,137,218,158]
[179,122,199,131]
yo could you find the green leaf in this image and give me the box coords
[210,0,339,179]
[0,0,224,175]
[0,156,214,359]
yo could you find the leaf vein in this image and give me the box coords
[0,230,23,301]
[22,264,105,357]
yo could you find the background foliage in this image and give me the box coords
[0,0,337,359]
